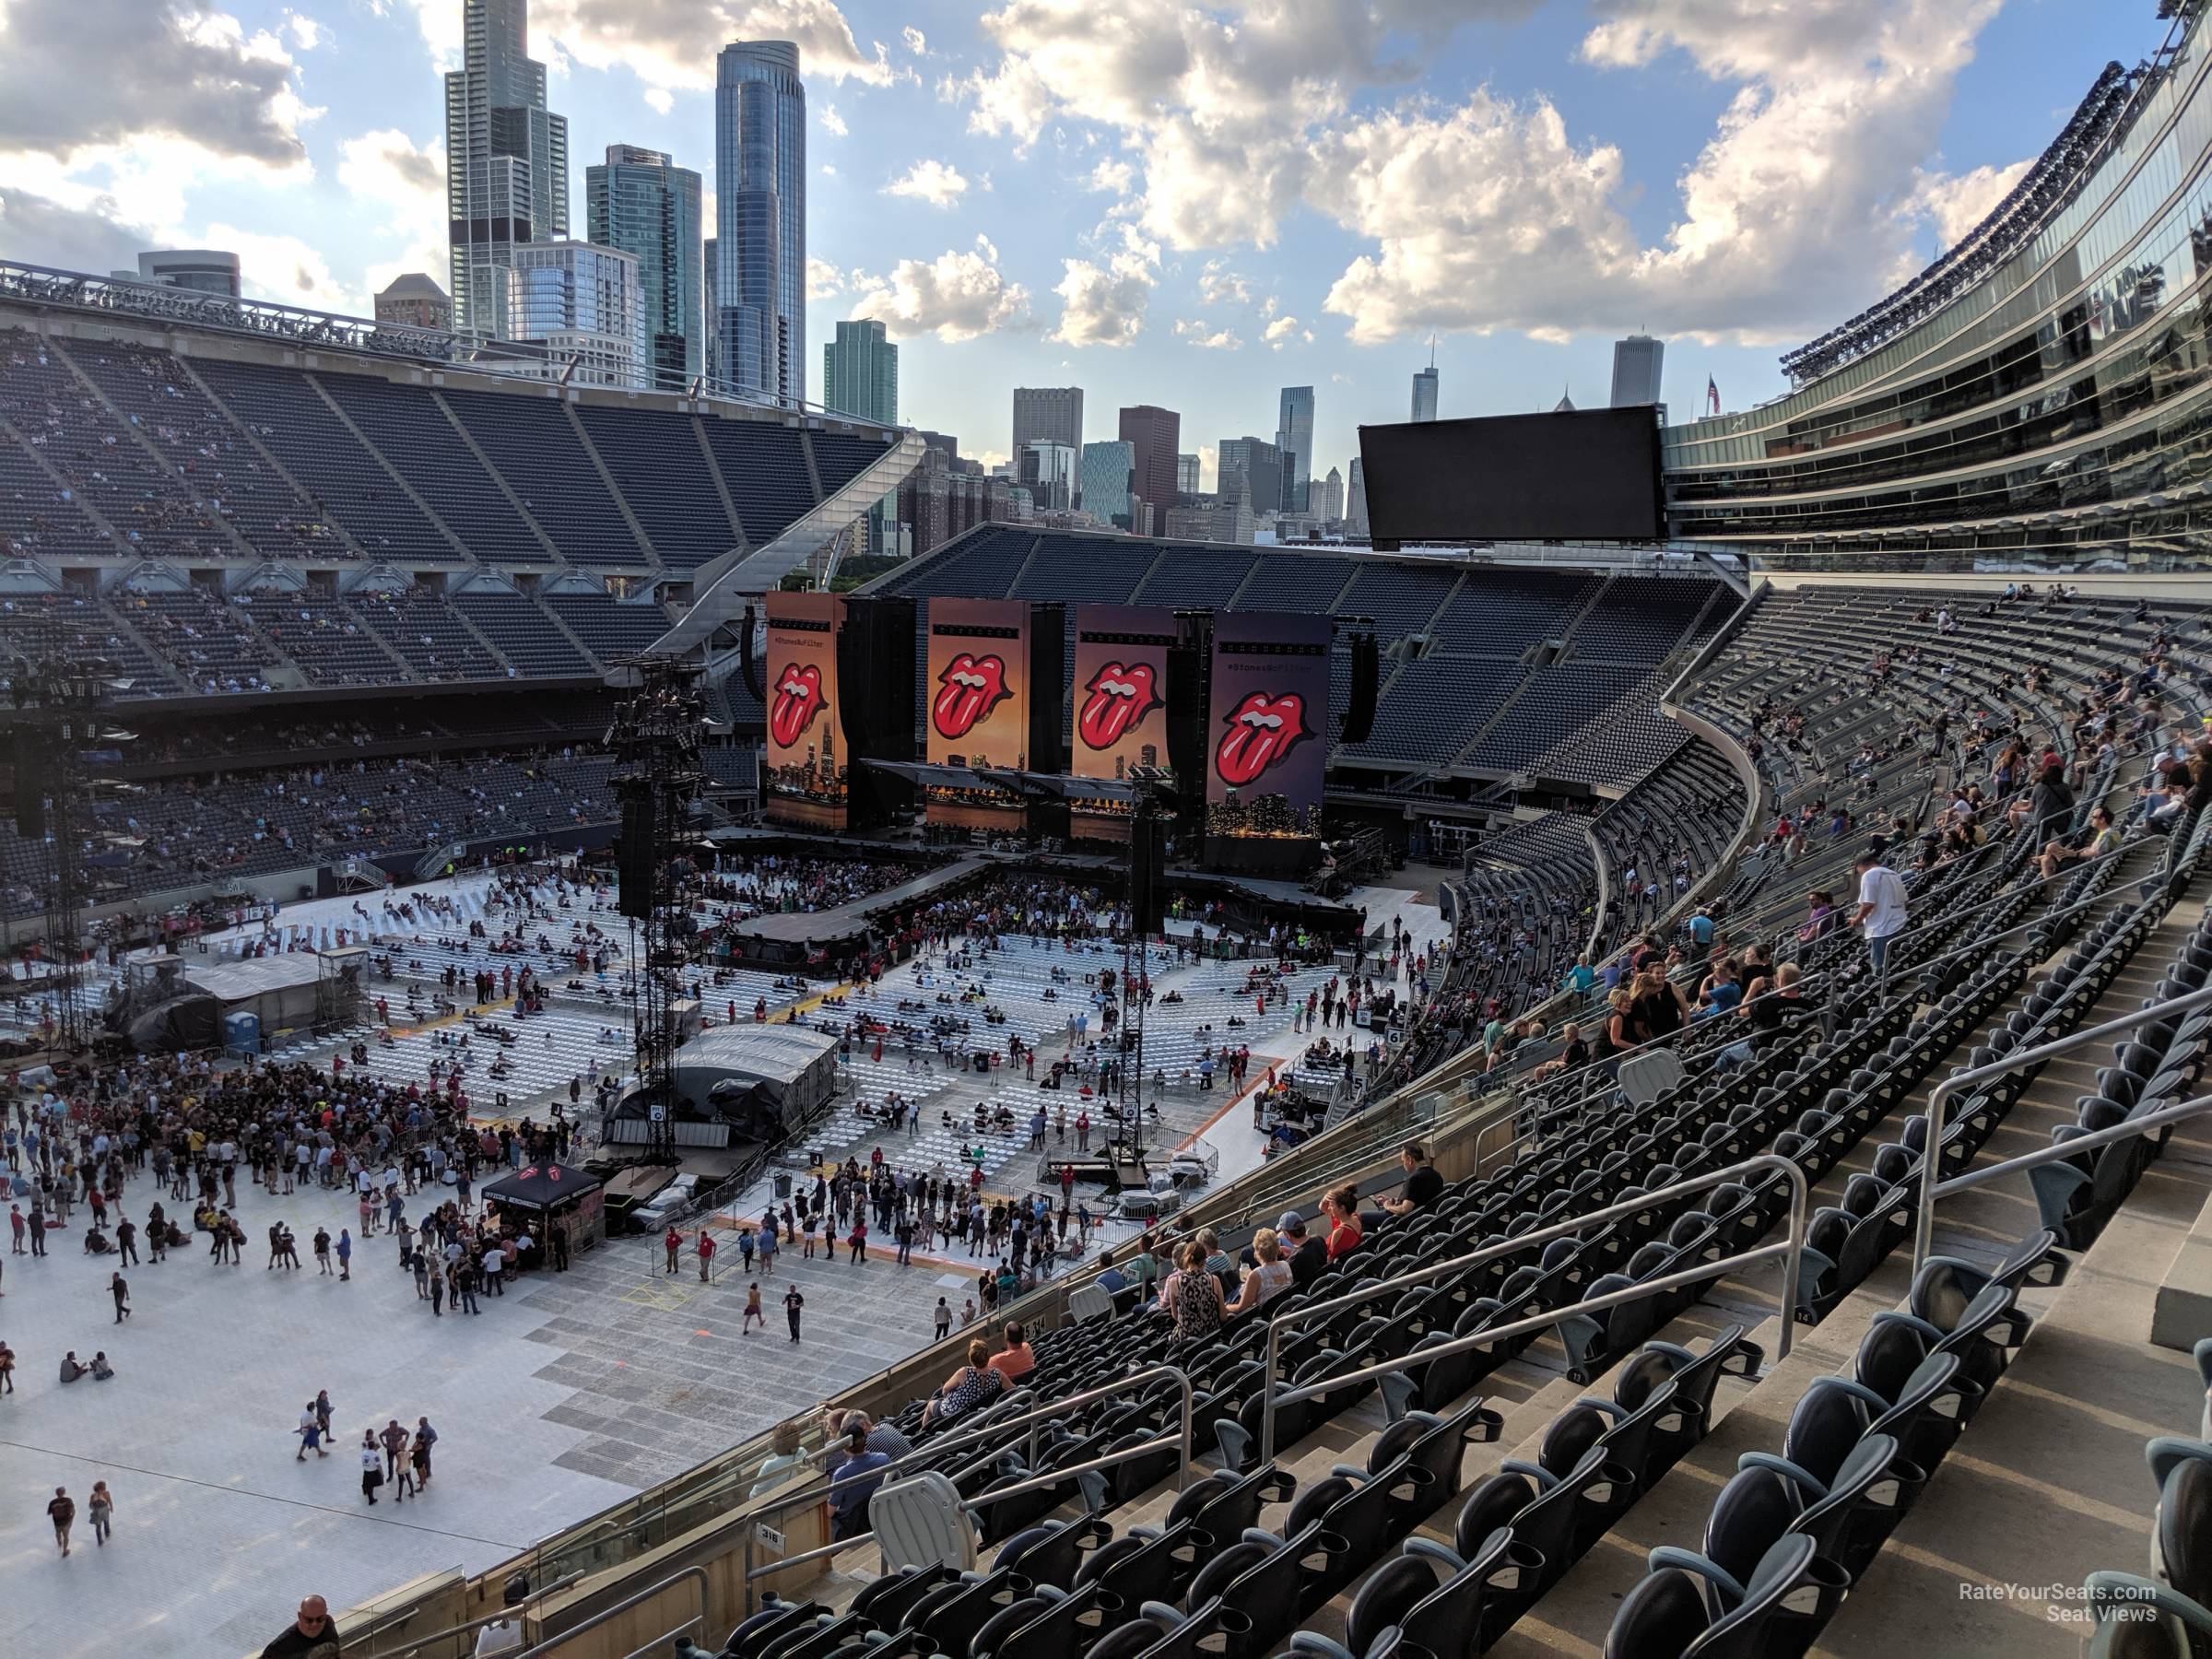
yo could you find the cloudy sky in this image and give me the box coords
[0,0,2139,486]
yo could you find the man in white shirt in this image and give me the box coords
[1852,852,1910,978]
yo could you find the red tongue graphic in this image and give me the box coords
[1077,660,1162,750]
[932,652,1011,740]
[770,664,824,749]
[1215,690,1308,786]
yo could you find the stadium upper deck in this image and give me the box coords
[1662,3,2212,571]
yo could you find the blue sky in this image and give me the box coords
[0,0,2142,488]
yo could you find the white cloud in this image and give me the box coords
[334,127,447,302]
[285,11,326,50]
[1263,315,1311,349]
[1087,157,1135,195]
[1317,0,2009,345]
[848,234,1031,342]
[0,0,312,170]
[948,0,2012,350]
[0,185,154,275]
[1173,319,1241,350]
[428,0,903,96]
[882,159,969,206]
[1903,157,2031,251]
[820,104,848,135]
[1199,261,1251,307]
[1052,253,1154,347]
[902,25,927,54]
[806,255,847,299]
[821,162,838,174]
[206,221,360,312]
[644,86,674,114]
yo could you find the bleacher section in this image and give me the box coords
[0,322,889,591]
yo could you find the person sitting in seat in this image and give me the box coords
[89,1352,114,1381]
[2041,804,2120,878]
[58,1350,85,1383]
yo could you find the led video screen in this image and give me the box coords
[1359,406,1665,543]
[762,592,846,830]
[1068,604,1177,841]
[1205,610,1329,841]
[924,596,1030,830]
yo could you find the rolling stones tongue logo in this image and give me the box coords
[1215,691,1310,787]
[1077,660,1164,751]
[768,662,827,749]
[932,652,1012,740]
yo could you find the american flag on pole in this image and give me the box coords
[1706,375,1721,416]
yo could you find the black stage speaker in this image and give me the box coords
[736,602,766,706]
[1341,631,1380,746]
[1028,602,1065,776]
[11,732,42,838]
[618,791,656,919]
[1131,811,1169,935]
[839,595,917,829]
[1166,613,1211,807]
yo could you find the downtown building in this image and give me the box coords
[715,41,806,404]
[502,241,646,386]
[445,0,569,336]
[1276,384,1314,512]
[586,145,704,387]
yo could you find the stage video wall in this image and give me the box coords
[1067,604,1176,841]
[763,591,847,830]
[925,596,1030,831]
[1206,610,1329,867]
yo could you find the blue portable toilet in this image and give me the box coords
[223,1010,262,1056]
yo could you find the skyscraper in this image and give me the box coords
[1347,456,1369,537]
[585,144,702,387]
[715,41,806,404]
[821,319,898,423]
[132,250,241,297]
[1610,334,1665,407]
[1080,440,1135,529]
[1275,385,1314,512]
[1176,453,1201,494]
[503,241,645,386]
[445,0,569,336]
[1012,387,1084,462]
[1022,442,1077,512]
[1217,437,1284,524]
[701,238,718,377]
[1119,405,1181,522]
[375,273,452,330]
[1319,466,1345,524]
[1411,364,1439,423]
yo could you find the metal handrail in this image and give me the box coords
[357,1571,586,1658]
[1931,1088,2212,1205]
[1260,1238,1797,1459]
[1912,980,2212,1270]
[512,1565,706,1659]
[1256,1152,1809,1465]
[738,1361,1195,1609]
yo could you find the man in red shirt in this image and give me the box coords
[986,1322,1034,1382]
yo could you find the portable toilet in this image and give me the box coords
[223,1010,263,1056]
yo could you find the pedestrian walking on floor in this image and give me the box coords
[743,1281,764,1334]
[336,1229,352,1281]
[313,1227,332,1275]
[47,1486,74,1556]
[785,1284,805,1342]
[698,1230,717,1283]
[87,1480,112,1547]
[109,1271,129,1323]
[297,1404,325,1461]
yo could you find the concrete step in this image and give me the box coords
[1809,1110,2212,1656]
